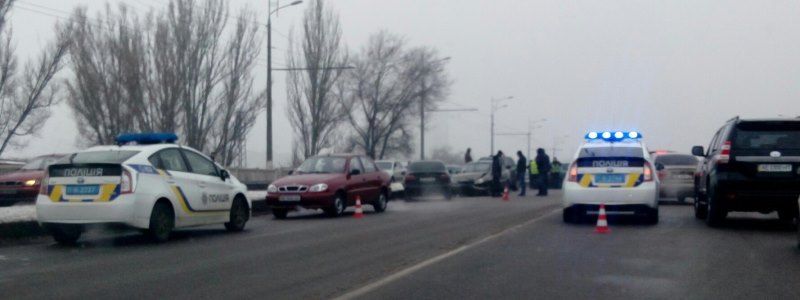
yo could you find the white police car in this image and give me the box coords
[36,133,251,244]
[562,131,659,224]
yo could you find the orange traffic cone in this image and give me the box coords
[595,204,610,234]
[354,196,364,219]
[502,185,510,201]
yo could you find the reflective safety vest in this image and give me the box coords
[529,160,539,175]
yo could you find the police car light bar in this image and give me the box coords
[116,133,179,145]
[585,131,642,142]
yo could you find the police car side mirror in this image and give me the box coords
[691,146,705,157]
[220,169,230,181]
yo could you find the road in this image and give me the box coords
[1,192,800,299]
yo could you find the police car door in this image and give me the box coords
[181,149,233,213]
[149,148,207,221]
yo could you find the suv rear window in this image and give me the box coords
[57,151,140,164]
[579,147,643,158]
[733,122,800,150]
[655,154,697,166]
[408,161,446,173]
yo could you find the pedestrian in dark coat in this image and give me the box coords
[535,148,552,196]
[516,151,527,196]
[491,151,504,197]
[465,148,473,164]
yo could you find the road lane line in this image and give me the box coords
[334,207,561,300]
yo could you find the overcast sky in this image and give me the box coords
[5,0,800,165]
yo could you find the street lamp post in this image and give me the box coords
[490,96,513,155]
[419,56,451,160]
[266,0,302,169]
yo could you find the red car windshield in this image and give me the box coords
[20,156,59,170]
[296,157,347,174]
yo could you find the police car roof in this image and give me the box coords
[86,144,178,152]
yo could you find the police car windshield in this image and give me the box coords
[296,157,347,174]
[579,147,643,158]
[655,154,697,166]
[57,151,140,164]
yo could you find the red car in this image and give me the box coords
[266,154,391,219]
[0,154,63,207]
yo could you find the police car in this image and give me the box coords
[562,131,659,224]
[36,133,251,244]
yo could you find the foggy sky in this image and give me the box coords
[6,0,800,166]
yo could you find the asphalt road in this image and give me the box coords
[1,192,800,299]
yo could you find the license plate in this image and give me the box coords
[594,174,626,184]
[420,178,436,183]
[0,190,16,195]
[279,195,301,202]
[66,185,100,195]
[758,164,792,172]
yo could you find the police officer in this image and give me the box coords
[535,148,552,196]
[516,151,527,196]
[491,151,503,197]
[529,158,539,189]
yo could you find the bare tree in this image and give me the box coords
[0,0,70,156]
[286,0,348,159]
[208,8,264,166]
[338,31,451,159]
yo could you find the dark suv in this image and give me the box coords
[692,117,800,226]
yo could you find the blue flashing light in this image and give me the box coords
[585,131,643,142]
[116,133,178,145]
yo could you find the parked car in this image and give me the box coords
[376,160,406,196]
[452,161,510,196]
[653,153,699,203]
[0,154,62,207]
[693,117,800,226]
[266,154,391,218]
[478,156,518,190]
[404,160,452,200]
[446,164,463,175]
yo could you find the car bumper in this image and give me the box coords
[266,191,336,209]
[563,181,658,209]
[0,188,38,205]
[35,194,149,229]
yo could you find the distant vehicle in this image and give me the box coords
[0,154,62,207]
[266,154,391,218]
[36,133,250,245]
[653,153,699,203]
[452,161,510,196]
[376,160,406,195]
[563,131,659,224]
[404,160,452,200]
[477,156,518,190]
[693,117,800,226]
[446,164,463,175]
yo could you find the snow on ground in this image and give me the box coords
[0,191,268,224]
[0,205,36,224]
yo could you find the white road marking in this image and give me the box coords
[334,208,561,300]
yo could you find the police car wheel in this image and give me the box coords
[562,208,579,223]
[644,209,659,225]
[373,191,388,213]
[225,197,249,232]
[147,202,174,243]
[50,224,82,245]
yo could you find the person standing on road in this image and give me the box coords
[465,148,473,164]
[535,148,552,196]
[491,151,503,197]
[516,151,527,196]
[529,158,539,189]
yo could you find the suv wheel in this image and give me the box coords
[225,197,249,232]
[373,191,388,213]
[705,186,726,227]
[778,209,797,224]
[147,202,174,243]
[50,224,82,245]
[324,194,346,217]
[694,194,708,220]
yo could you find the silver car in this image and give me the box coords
[654,153,699,203]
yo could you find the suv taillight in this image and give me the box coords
[39,174,49,195]
[121,169,134,194]
[643,162,654,182]
[717,140,731,164]
[567,163,578,182]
